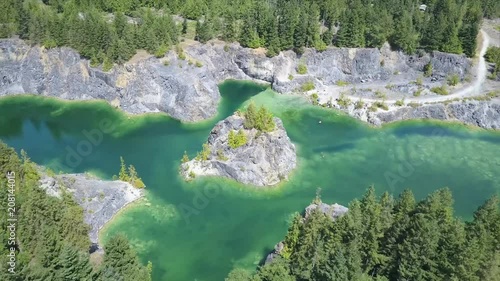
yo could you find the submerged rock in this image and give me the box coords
[180,114,296,186]
[39,173,143,249]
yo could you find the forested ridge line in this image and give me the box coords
[226,187,500,281]
[0,0,498,67]
[0,141,151,281]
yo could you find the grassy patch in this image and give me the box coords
[355,99,364,109]
[337,93,351,108]
[369,101,389,111]
[228,129,247,149]
[288,74,294,80]
[461,91,500,102]
[375,90,387,99]
[195,143,211,161]
[385,84,395,90]
[395,99,405,107]
[413,88,423,97]
[408,102,421,108]
[424,62,433,77]
[431,86,449,95]
[336,80,349,86]
[310,93,319,105]
[412,76,423,86]
[176,45,186,60]
[447,74,460,86]
[297,64,308,74]
[301,81,315,92]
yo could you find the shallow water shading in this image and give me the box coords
[0,81,499,281]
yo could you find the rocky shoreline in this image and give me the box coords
[0,38,499,129]
[180,114,296,186]
[39,172,143,251]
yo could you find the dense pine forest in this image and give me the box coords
[0,141,151,281]
[0,0,499,65]
[226,187,500,281]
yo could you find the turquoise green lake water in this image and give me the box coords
[1,80,500,281]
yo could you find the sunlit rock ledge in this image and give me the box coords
[39,172,143,251]
[180,114,297,186]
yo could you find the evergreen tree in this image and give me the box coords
[119,156,129,182]
[182,18,188,35]
[391,12,419,54]
[100,234,151,281]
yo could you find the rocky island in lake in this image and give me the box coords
[180,104,296,186]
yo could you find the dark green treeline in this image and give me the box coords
[1,0,498,64]
[227,187,500,281]
[0,141,151,281]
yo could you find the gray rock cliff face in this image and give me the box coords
[0,40,222,122]
[180,114,296,186]
[0,39,471,122]
[39,173,143,249]
[371,101,500,129]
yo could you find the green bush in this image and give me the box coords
[414,76,423,86]
[301,81,315,92]
[224,45,230,52]
[413,88,422,97]
[90,55,100,68]
[408,102,421,108]
[484,46,500,76]
[228,129,247,149]
[288,74,294,80]
[243,103,275,132]
[484,46,500,63]
[297,64,308,74]
[176,45,186,60]
[424,62,433,77]
[395,99,405,106]
[195,61,203,67]
[310,93,319,105]
[154,45,169,58]
[336,80,349,86]
[371,101,389,111]
[181,151,189,163]
[337,93,351,108]
[43,39,57,49]
[447,74,460,86]
[133,178,146,189]
[375,90,387,99]
[189,171,196,178]
[355,99,364,109]
[102,57,113,72]
[195,143,211,161]
[163,60,170,66]
[431,86,449,95]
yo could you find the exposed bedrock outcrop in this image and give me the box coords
[39,172,143,250]
[180,114,296,186]
[0,39,471,122]
[370,101,500,129]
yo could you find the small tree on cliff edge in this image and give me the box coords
[119,157,129,182]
